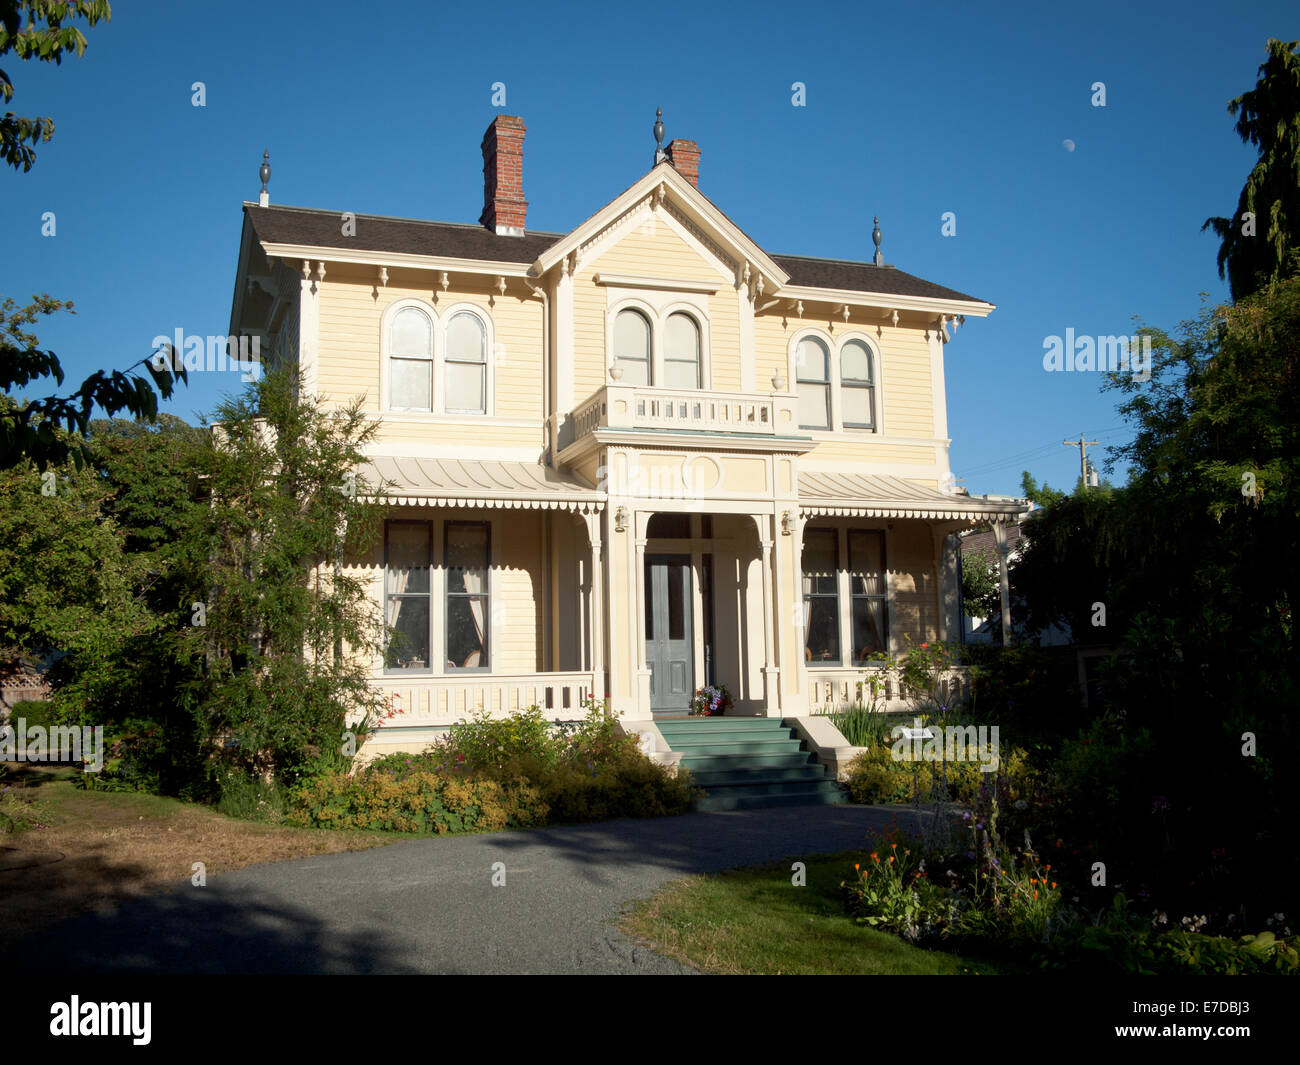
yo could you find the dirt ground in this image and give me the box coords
[0,766,394,936]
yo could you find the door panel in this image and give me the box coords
[646,554,693,715]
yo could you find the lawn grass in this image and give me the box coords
[618,849,1026,975]
[0,766,399,940]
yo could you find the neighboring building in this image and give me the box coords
[959,515,1070,646]
[227,111,1027,755]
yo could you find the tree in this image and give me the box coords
[181,367,390,789]
[1,295,186,472]
[2,5,187,471]
[1202,38,1300,301]
[0,0,110,171]
[959,545,1000,623]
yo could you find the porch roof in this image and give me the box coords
[361,456,604,513]
[797,472,1029,521]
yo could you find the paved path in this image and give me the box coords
[9,805,929,974]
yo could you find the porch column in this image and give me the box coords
[583,510,606,701]
[992,520,1013,647]
[755,513,778,714]
[633,509,651,713]
[793,513,808,710]
[934,527,962,644]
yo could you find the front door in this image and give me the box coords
[646,554,693,716]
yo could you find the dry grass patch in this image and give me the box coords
[0,767,395,937]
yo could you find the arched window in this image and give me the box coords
[390,306,433,411]
[445,312,487,414]
[840,339,875,429]
[795,335,831,429]
[664,312,701,389]
[613,309,652,385]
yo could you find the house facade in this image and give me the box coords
[228,113,1027,756]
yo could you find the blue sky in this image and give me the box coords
[2,0,1290,496]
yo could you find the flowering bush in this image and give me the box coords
[689,684,732,717]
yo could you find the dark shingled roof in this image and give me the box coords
[770,254,984,303]
[244,204,987,303]
[245,204,564,263]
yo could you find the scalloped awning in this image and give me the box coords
[798,472,1028,522]
[360,456,604,513]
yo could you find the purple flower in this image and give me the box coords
[1151,795,1169,814]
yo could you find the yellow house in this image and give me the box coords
[228,112,1026,759]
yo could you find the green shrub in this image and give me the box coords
[288,768,549,834]
[844,738,1037,807]
[216,769,289,823]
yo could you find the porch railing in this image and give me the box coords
[373,671,596,728]
[806,667,970,714]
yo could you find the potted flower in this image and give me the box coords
[690,683,733,717]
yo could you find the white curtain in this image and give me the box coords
[463,567,486,652]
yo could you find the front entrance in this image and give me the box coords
[645,554,693,716]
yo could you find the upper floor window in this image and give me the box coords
[390,307,433,411]
[796,336,831,430]
[840,339,876,429]
[614,309,652,386]
[445,311,487,414]
[664,312,701,389]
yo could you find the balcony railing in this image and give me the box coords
[565,383,799,449]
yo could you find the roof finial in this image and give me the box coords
[872,215,883,266]
[258,150,271,207]
[653,107,667,166]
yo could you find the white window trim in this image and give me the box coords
[379,298,497,417]
[787,327,886,434]
[440,302,495,417]
[382,298,437,414]
[606,294,712,390]
[836,330,885,435]
[789,328,833,431]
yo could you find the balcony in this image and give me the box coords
[561,383,803,454]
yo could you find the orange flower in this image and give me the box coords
[1051,882,1058,889]
[854,863,860,871]
[891,843,898,850]
[888,856,895,863]
[1045,864,1051,871]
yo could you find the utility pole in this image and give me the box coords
[1065,433,1100,489]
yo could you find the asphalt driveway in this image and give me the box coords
[7,804,928,974]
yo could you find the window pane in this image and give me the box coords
[446,597,487,668]
[849,531,884,595]
[392,308,432,356]
[446,523,488,595]
[445,362,485,413]
[616,356,649,386]
[802,529,837,596]
[665,314,700,388]
[843,385,874,427]
[668,561,685,641]
[386,597,430,669]
[841,340,872,383]
[388,523,430,593]
[614,310,650,359]
[798,382,830,429]
[447,313,485,362]
[851,597,887,662]
[805,596,840,663]
[391,357,431,410]
[796,337,829,381]
[664,359,700,389]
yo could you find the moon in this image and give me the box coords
[1063,139,1076,152]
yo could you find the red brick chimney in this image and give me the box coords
[665,139,700,188]
[479,115,528,236]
